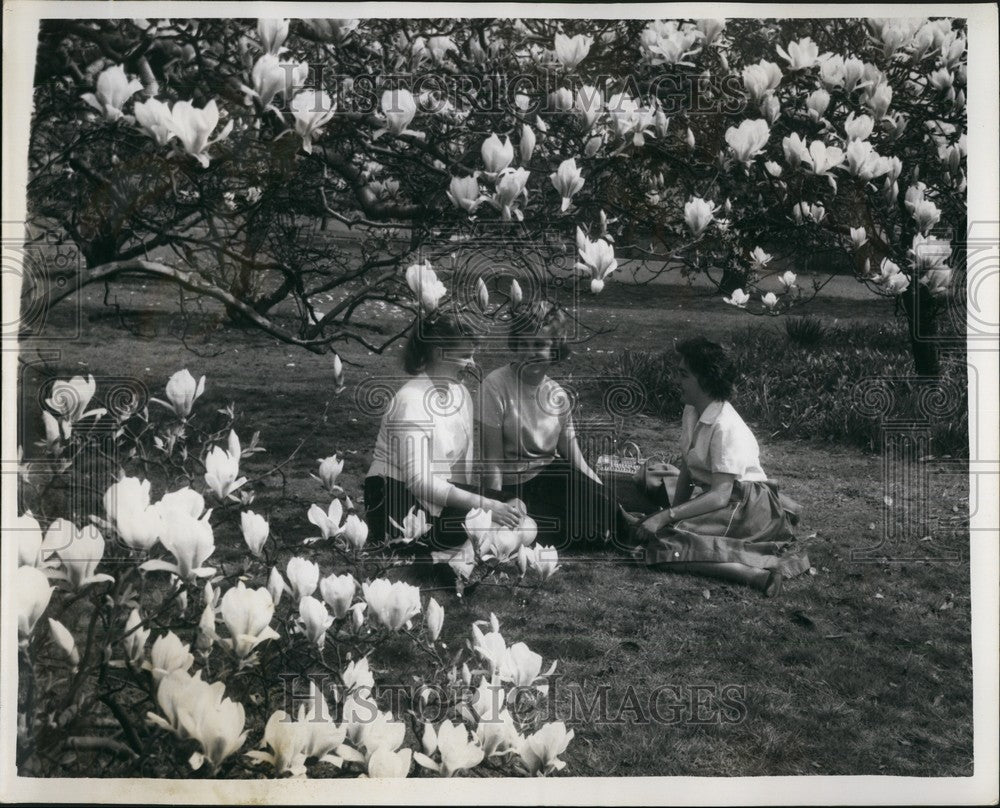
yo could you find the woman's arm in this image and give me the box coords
[641,471,735,532]
[672,461,694,506]
[556,418,603,485]
[480,422,506,492]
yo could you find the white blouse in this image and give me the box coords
[679,400,767,487]
[366,374,473,516]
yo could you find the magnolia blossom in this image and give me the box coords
[920,267,953,298]
[204,430,247,499]
[723,288,751,308]
[548,87,573,112]
[366,747,412,778]
[550,158,585,211]
[46,374,99,424]
[725,119,770,165]
[303,18,359,42]
[134,98,175,146]
[250,53,307,109]
[805,89,830,120]
[419,720,485,777]
[142,507,215,580]
[865,82,893,120]
[446,175,483,214]
[45,520,115,590]
[553,33,593,69]
[818,54,846,87]
[15,565,52,638]
[170,99,233,168]
[267,567,286,607]
[776,37,820,70]
[246,709,308,777]
[240,511,269,557]
[501,641,557,694]
[575,229,618,292]
[742,60,783,100]
[844,112,875,141]
[257,18,289,54]
[290,89,335,154]
[909,234,951,272]
[319,573,356,619]
[683,197,716,237]
[782,133,811,169]
[519,124,536,165]
[379,89,418,137]
[911,199,942,234]
[362,579,422,631]
[760,95,781,125]
[424,597,445,642]
[113,610,146,670]
[15,514,45,568]
[530,545,562,580]
[481,133,514,175]
[491,167,531,221]
[388,505,431,544]
[473,677,520,756]
[850,227,869,248]
[573,86,603,131]
[764,160,783,178]
[518,721,575,776]
[761,292,779,310]
[156,486,206,519]
[82,64,142,121]
[308,499,344,542]
[749,247,773,270]
[286,557,320,600]
[639,20,702,66]
[147,631,194,681]
[157,369,205,418]
[219,582,279,659]
[779,271,798,290]
[341,514,369,551]
[806,141,844,175]
[105,476,162,551]
[299,596,334,649]
[405,262,447,311]
[606,93,655,146]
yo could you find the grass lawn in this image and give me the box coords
[16,274,972,777]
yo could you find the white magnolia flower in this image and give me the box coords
[447,175,484,214]
[764,160,783,178]
[204,430,247,500]
[134,98,175,146]
[82,64,142,121]
[420,720,485,777]
[529,545,561,580]
[246,709,308,777]
[761,292,779,310]
[553,33,593,69]
[299,596,334,649]
[319,573,356,619]
[573,86,603,131]
[240,511,269,557]
[850,227,869,248]
[806,141,844,175]
[45,374,100,424]
[518,721,575,776]
[491,167,531,221]
[249,53,308,109]
[341,656,375,692]
[782,133,811,169]
[575,229,618,289]
[362,579,422,631]
[147,631,194,681]
[220,582,279,658]
[776,37,820,70]
[290,89,335,154]
[378,89,418,138]
[481,133,514,175]
[844,112,875,141]
[405,262,447,311]
[156,486,206,519]
[286,557,320,600]
[501,641,557,692]
[742,60,783,101]
[257,18,289,55]
[683,197,716,237]
[425,597,445,641]
[805,89,830,120]
[267,567,286,607]
[15,565,52,638]
[142,506,215,580]
[308,500,344,542]
[723,288,750,308]
[45,519,115,590]
[170,99,233,168]
[123,607,149,666]
[779,271,797,290]
[15,513,45,568]
[387,505,431,545]
[760,95,781,125]
[550,158,585,211]
[341,514,369,551]
[749,247,773,269]
[156,369,205,418]
[911,199,941,234]
[725,119,770,165]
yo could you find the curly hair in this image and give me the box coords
[403,313,477,375]
[676,337,736,401]
[508,299,572,361]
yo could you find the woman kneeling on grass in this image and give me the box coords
[625,337,810,597]
[363,313,526,586]
[480,299,624,549]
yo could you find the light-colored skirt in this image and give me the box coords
[644,480,811,578]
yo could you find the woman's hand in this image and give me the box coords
[486,499,523,529]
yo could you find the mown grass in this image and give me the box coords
[16,276,972,777]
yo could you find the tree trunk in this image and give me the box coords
[902,281,940,377]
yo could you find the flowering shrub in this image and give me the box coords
[13,372,570,778]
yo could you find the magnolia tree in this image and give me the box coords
[15,370,570,778]
[24,16,965,376]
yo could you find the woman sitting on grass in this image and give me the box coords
[480,299,623,549]
[624,336,810,597]
[363,313,525,570]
